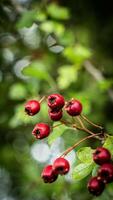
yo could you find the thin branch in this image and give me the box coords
[61,133,102,157]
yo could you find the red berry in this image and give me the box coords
[97,163,113,183]
[65,99,82,116]
[32,123,51,139]
[93,147,111,165]
[25,100,40,116]
[87,176,105,196]
[53,157,70,175]
[41,165,58,183]
[49,109,63,121]
[47,94,65,110]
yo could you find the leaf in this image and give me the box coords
[77,147,94,164]
[9,83,27,100]
[16,10,37,29]
[92,164,99,177]
[22,61,50,80]
[63,45,92,64]
[48,123,71,145]
[72,163,93,182]
[57,66,78,89]
[47,3,70,20]
[40,21,64,36]
[103,135,113,155]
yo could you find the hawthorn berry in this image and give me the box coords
[48,109,63,121]
[93,147,111,165]
[32,123,51,139]
[97,163,113,183]
[53,157,70,175]
[41,165,58,183]
[65,99,82,116]
[25,100,40,116]
[47,94,65,110]
[87,176,105,196]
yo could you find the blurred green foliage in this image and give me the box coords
[0,0,113,200]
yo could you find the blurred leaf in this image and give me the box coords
[9,83,27,100]
[22,61,50,80]
[47,3,70,20]
[16,10,37,29]
[72,163,93,181]
[103,135,113,155]
[98,79,113,91]
[58,66,78,89]
[40,21,65,36]
[77,147,94,164]
[64,45,92,64]
[48,122,71,145]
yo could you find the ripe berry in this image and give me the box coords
[97,163,113,183]
[47,94,65,110]
[41,165,58,183]
[49,109,63,121]
[87,176,105,196]
[32,123,51,139]
[53,157,70,175]
[65,99,82,116]
[25,100,40,116]
[93,147,111,165]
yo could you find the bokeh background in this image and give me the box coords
[1,0,113,199]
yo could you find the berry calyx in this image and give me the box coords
[87,176,105,196]
[47,94,65,110]
[25,100,40,116]
[65,99,82,116]
[32,123,51,139]
[93,147,111,165]
[49,109,63,121]
[53,157,70,175]
[97,163,113,183]
[41,165,58,183]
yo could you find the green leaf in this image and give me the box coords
[77,147,94,164]
[40,21,64,36]
[9,83,27,100]
[16,10,37,29]
[92,164,99,177]
[63,45,92,64]
[22,61,50,80]
[48,123,70,145]
[47,3,70,20]
[57,66,78,89]
[103,135,113,155]
[72,163,93,182]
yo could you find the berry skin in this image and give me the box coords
[65,99,82,116]
[32,123,51,139]
[53,157,70,175]
[87,176,105,196]
[49,109,63,121]
[41,165,58,183]
[93,147,111,165]
[25,100,40,116]
[97,163,113,183]
[47,94,65,110]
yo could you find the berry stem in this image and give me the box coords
[80,114,103,130]
[52,123,63,128]
[39,96,47,104]
[61,133,102,157]
[76,116,86,129]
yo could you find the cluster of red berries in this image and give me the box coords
[25,94,82,139]
[87,147,113,196]
[24,94,82,182]
[41,157,70,183]
[25,93,113,196]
